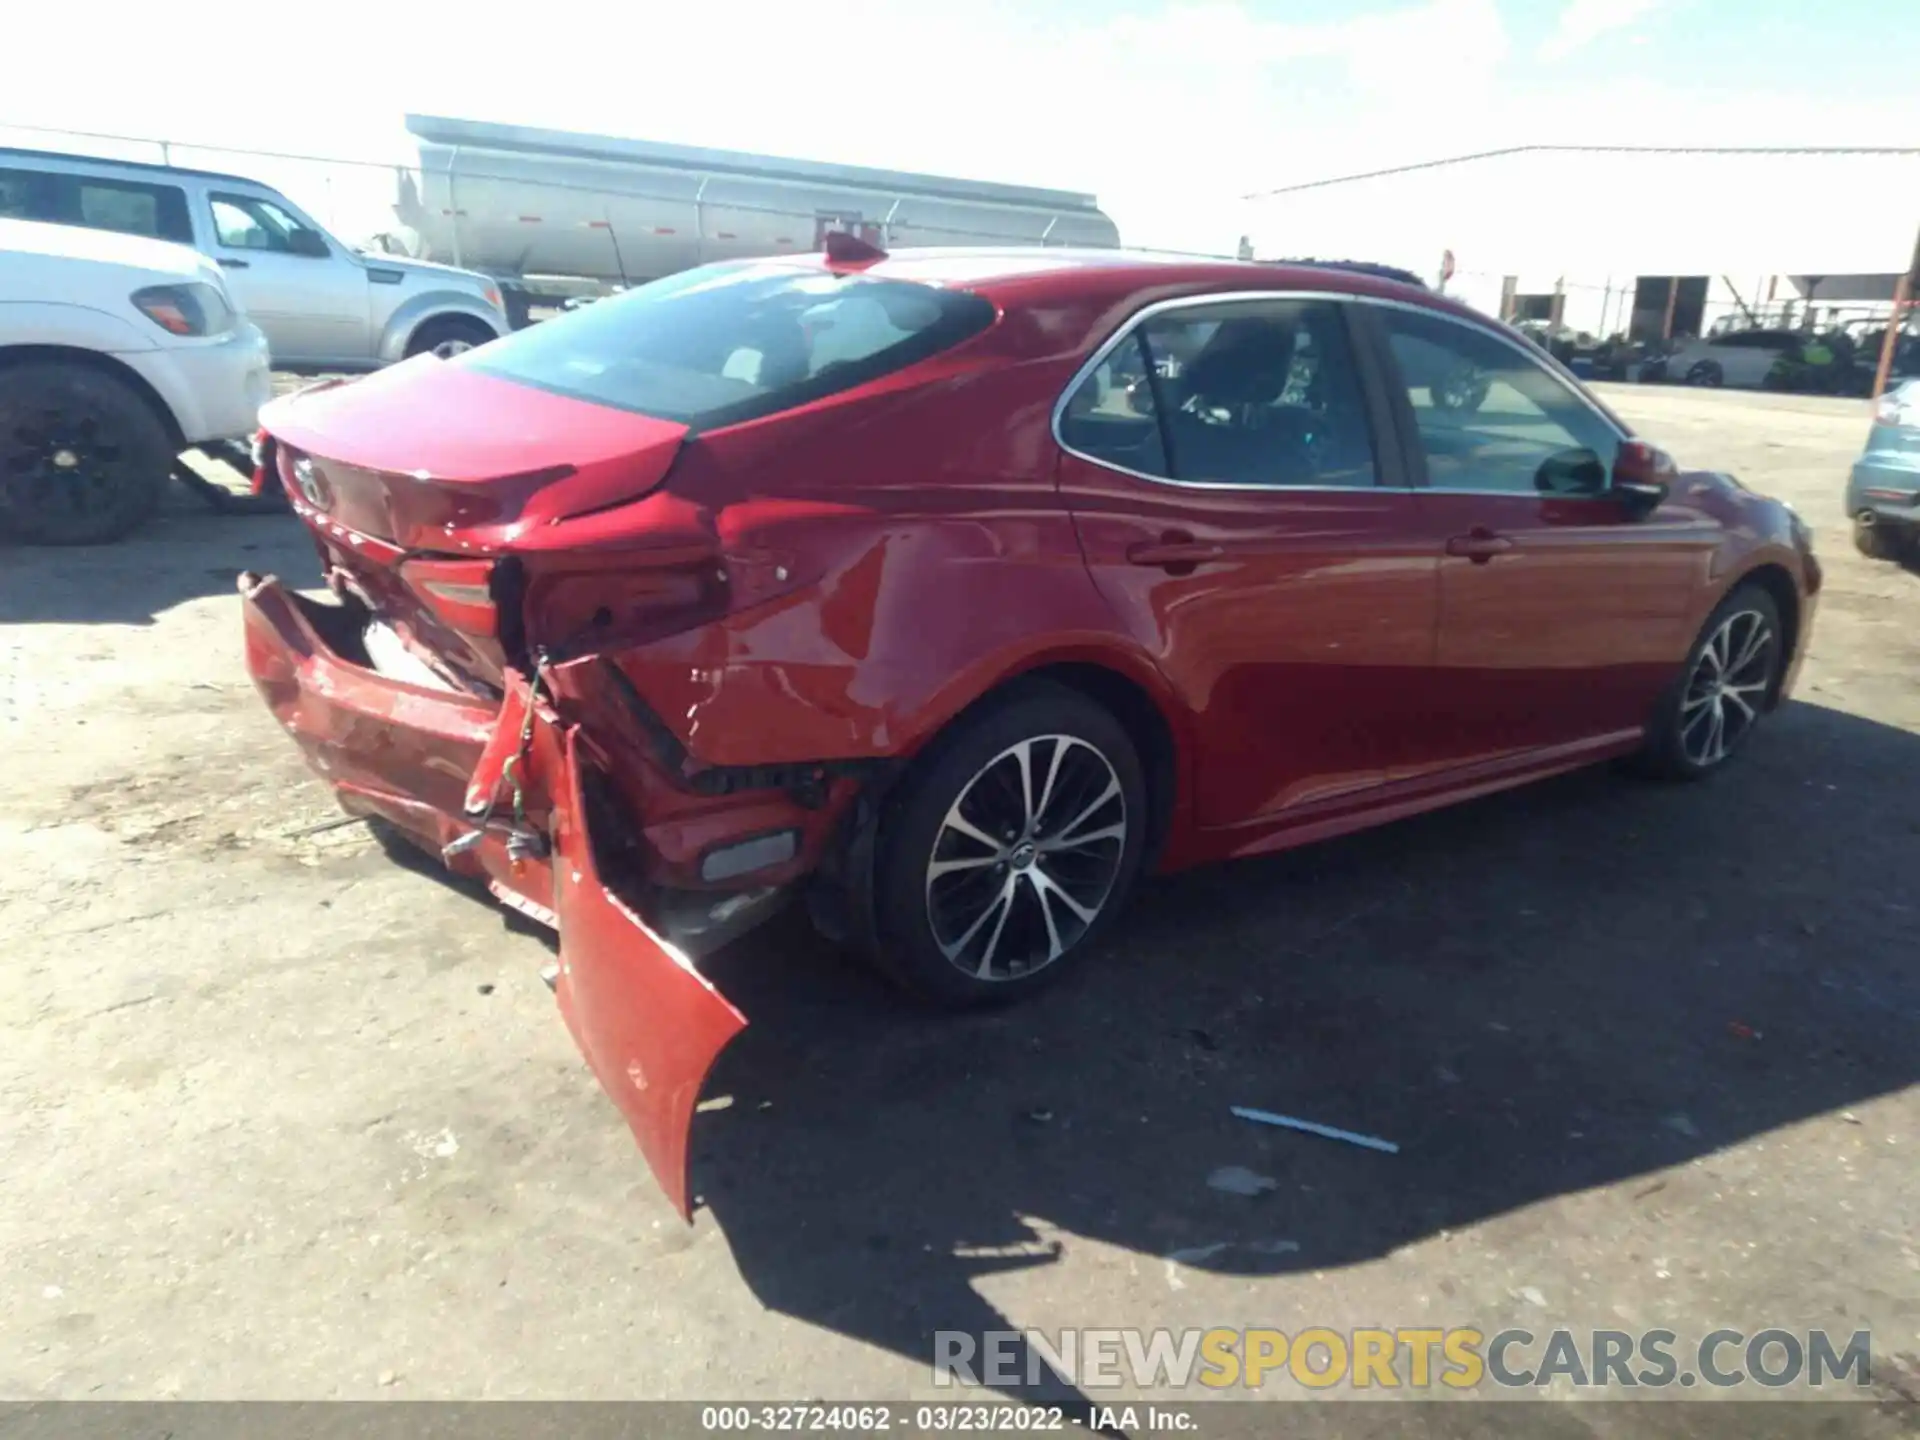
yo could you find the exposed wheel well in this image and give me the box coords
[1731,562,1800,703]
[0,344,185,450]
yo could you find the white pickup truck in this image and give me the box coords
[1,146,510,371]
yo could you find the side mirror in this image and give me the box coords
[287,228,330,259]
[1611,439,1677,515]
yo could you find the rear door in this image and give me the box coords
[1367,303,1716,773]
[1056,294,1436,833]
[204,188,369,366]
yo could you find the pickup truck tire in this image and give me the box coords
[0,361,172,545]
[405,316,497,360]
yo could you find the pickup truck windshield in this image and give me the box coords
[460,263,997,430]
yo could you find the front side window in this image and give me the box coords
[1382,308,1622,496]
[1059,299,1378,488]
[210,193,316,253]
[462,264,997,430]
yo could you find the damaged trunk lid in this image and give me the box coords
[261,358,694,690]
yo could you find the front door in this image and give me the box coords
[1368,304,1717,774]
[1056,295,1435,835]
[204,190,369,367]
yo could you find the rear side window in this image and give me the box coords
[0,168,53,221]
[1060,298,1379,488]
[0,168,191,244]
[461,265,998,429]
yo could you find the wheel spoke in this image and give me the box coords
[941,806,1003,854]
[1054,778,1121,846]
[938,873,1017,963]
[973,878,1019,978]
[1042,821,1127,855]
[1031,866,1097,926]
[928,852,1001,882]
[1033,739,1069,831]
[1730,621,1773,677]
[1722,686,1760,723]
[1011,739,1037,831]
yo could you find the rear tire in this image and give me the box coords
[1853,515,1909,562]
[404,315,497,360]
[0,362,172,545]
[869,682,1149,1008]
[1638,583,1783,781]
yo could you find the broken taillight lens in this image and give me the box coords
[402,556,499,637]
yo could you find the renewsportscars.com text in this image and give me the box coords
[933,1327,1873,1391]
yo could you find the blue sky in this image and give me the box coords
[4,0,1914,253]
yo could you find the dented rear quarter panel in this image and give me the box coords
[584,325,1199,793]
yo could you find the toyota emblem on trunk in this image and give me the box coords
[291,457,327,509]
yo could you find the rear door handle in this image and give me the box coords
[1445,530,1513,563]
[217,257,250,269]
[1126,535,1226,568]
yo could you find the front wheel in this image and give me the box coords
[1638,584,1784,780]
[1685,361,1724,388]
[870,682,1149,1007]
[404,315,497,360]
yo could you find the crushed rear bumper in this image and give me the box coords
[239,572,745,1219]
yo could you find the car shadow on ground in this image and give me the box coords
[684,699,1917,1409]
[0,489,310,626]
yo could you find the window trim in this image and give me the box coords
[1049,289,1630,497]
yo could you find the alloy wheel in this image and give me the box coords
[1680,608,1776,767]
[431,338,476,359]
[3,405,129,528]
[924,735,1128,981]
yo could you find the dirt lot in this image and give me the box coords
[2,384,1916,1410]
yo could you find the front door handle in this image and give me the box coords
[1126,533,1225,569]
[1446,529,1513,563]
[217,257,250,269]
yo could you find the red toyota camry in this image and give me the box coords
[241,242,1819,1214]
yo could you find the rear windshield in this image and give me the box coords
[460,264,997,430]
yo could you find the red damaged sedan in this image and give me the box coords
[240,242,1819,1214]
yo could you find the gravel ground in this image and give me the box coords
[1,383,1915,1418]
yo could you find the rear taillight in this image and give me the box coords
[403,556,499,637]
[249,429,274,496]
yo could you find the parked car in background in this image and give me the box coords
[239,245,1819,1215]
[1663,328,1804,388]
[1847,379,1920,561]
[0,217,269,543]
[0,148,509,371]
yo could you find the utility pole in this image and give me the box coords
[1661,275,1681,342]
[1871,218,1920,403]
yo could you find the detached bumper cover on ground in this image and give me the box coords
[239,571,745,1219]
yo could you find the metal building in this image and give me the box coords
[1241,145,1920,345]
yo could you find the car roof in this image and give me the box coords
[787,245,1458,316]
[0,215,208,277]
[0,143,268,190]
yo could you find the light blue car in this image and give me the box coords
[1848,379,1920,561]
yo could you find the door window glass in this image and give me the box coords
[0,168,52,221]
[1382,308,1622,496]
[211,193,312,252]
[1143,299,1378,487]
